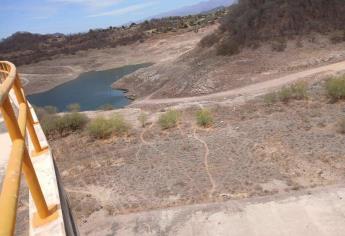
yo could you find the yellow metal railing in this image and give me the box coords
[0,61,58,236]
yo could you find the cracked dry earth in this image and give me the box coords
[51,90,345,231]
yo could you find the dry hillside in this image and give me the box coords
[0,10,226,66]
[113,0,345,100]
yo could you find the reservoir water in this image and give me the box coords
[28,64,150,112]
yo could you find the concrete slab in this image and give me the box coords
[81,185,345,236]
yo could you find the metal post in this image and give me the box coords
[1,98,50,218]
[13,75,47,155]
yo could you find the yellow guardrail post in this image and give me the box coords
[0,61,58,235]
[12,74,49,157]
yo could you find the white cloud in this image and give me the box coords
[50,0,123,8]
[88,1,157,17]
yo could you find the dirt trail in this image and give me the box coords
[193,128,216,198]
[134,60,345,106]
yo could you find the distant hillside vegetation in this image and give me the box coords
[201,0,345,55]
[0,10,226,66]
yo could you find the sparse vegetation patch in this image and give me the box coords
[264,82,308,105]
[87,117,114,139]
[196,109,214,128]
[159,110,180,129]
[326,76,345,102]
[42,112,88,137]
[87,115,130,139]
[201,0,345,55]
[111,114,130,136]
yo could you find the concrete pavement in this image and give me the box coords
[81,185,345,236]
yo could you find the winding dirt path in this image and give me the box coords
[193,128,216,198]
[134,60,345,106]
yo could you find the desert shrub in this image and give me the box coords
[62,113,88,131]
[98,104,114,111]
[67,103,81,112]
[42,113,88,137]
[110,114,130,136]
[87,115,130,139]
[196,109,213,128]
[159,110,180,129]
[271,38,287,52]
[326,76,345,102]
[264,82,308,104]
[138,112,148,128]
[216,37,240,56]
[289,82,308,98]
[278,82,308,103]
[87,117,114,139]
[336,118,345,134]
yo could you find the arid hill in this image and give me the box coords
[201,0,345,55]
[113,0,345,100]
[0,10,226,66]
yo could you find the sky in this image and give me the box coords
[0,0,204,39]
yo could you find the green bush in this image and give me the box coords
[264,82,308,105]
[138,112,148,128]
[67,103,81,112]
[278,82,308,103]
[326,76,345,102]
[111,114,130,136]
[159,110,180,129]
[87,115,130,139]
[42,113,88,137]
[87,117,114,139]
[62,113,88,131]
[196,109,213,128]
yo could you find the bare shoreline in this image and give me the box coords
[20,25,217,96]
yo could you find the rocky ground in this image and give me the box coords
[51,80,345,228]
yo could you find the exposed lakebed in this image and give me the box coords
[28,64,150,112]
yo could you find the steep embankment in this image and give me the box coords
[113,0,345,100]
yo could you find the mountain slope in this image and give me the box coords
[202,0,345,55]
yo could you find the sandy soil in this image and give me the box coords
[19,25,217,95]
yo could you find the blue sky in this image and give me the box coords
[0,0,204,39]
